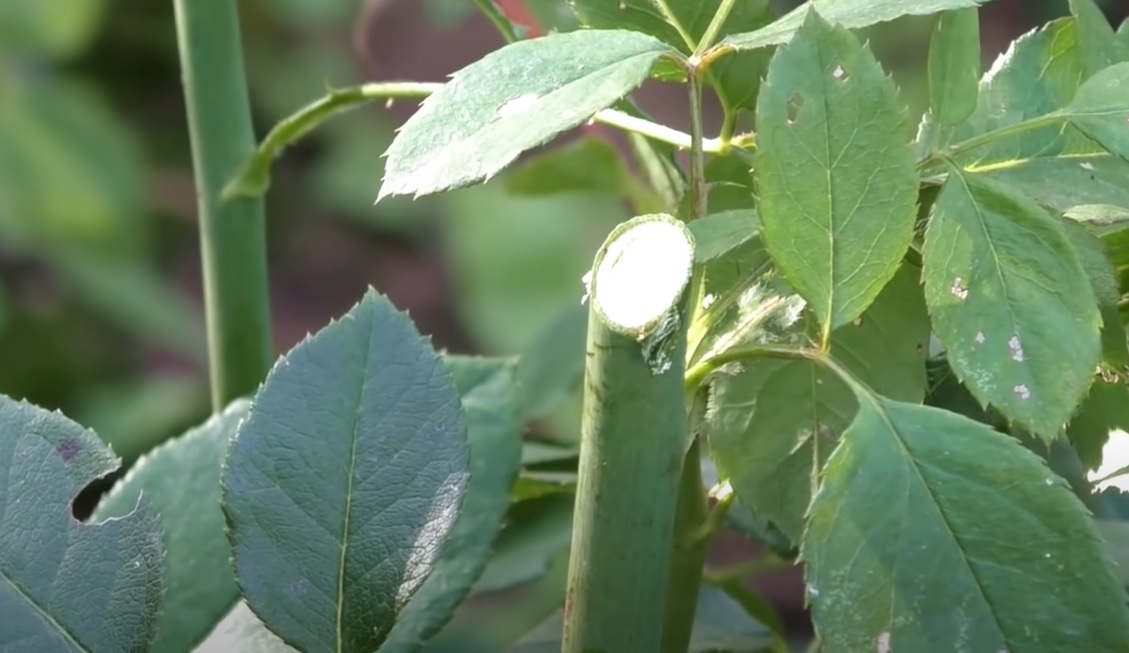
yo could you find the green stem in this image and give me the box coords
[696,0,738,56]
[685,344,818,392]
[918,113,1062,170]
[173,0,273,410]
[661,439,710,653]
[471,0,521,43]
[562,214,696,653]
[222,82,440,201]
[652,0,697,51]
[222,84,725,201]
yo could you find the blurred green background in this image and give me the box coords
[0,0,1124,646]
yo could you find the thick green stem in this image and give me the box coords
[562,214,695,653]
[661,439,710,653]
[173,0,273,410]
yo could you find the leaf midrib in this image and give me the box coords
[335,309,374,653]
[865,396,1011,649]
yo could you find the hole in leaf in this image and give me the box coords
[73,471,125,522]
[786,93,804,124]
[832,64,849,82]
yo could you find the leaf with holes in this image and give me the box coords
[927,8,980,128]
[754,10,918,335]
[222,289,469,653]
[923,171,1100,438]
[706,263,929,542]
[380,355,523,653]
[379,30,677,199]
[803,395,1129,652]
[90,400,249,653]
[723,0,988,51]
[0,395,165,652]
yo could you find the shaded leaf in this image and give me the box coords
[1062,218,1129,368]
[804,395,1129,652]
[517,303,587,423]
[90,401,249,653]
[1097,519,1129,585]
[509,585,770,652]
[755,10,917,333]
[194,601,295,653]
[222,289,469,653]
[503,136,632,198]
[1068,380,1129,472]
[707,264,929,542]
[923,172,1100,437]
[723,0,988,52]
[381,355,524,652]
[704,155,755,213]
[927,8,981,127]
[1070,0,1128,77]
[0,395,164,651]
[689,210,759,263]
[0,0,106,57]
[511,472,577,502]
[380,30,676,198]
[473,495,573,594]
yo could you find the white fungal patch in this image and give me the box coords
[1008,335,1024,362]
[497,93,540,118]
[832,64,848,80]
[852,316,864,326]
[876,631,891,653]
[807,583,820,599]
[950,277,968,300]
[1014,384,1031,400]
[1080,161,1096,171]
[974,331,985,345]
[1045,477,1054,485]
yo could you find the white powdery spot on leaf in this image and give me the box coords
[496,93,540,118]
[1081,161,1096,171]
[974,331,985,345]
[1009,335,1024,362]
[1014,384,1031,400]
[950,277,968,300]
[876,631,891,653]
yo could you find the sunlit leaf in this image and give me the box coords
[755,10,917,333]
[380,30,677,198]
[222,289,469,653]
[0,395,164,651]
[923,171,1100,437]
[723,0,989,51]
[804,395,1129,652]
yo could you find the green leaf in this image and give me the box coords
[922,171,1101,437]
[704,155,755,213]
[1070,0,1129,77]
[707,263,929,542]
[503,136,632,198]
[1068,380,1129,471]
[803,395,1129,652]
[0,0,106,57]
[1059,61,1129,164]
[1062,218,1129,368]
[222,289,470,653]
[0,395,165,651]
[1097,519,1129,585]
[927,8,981,127]
[688,210,759,263]
[380,355,523,653]
[722,0,988,52]
[473,495,574,593]
[90,400,249,653]
[509,585,770,652]
[754,10,918,334]
[516,303,587,422]
[379,30,677,199]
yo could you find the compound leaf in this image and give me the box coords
[922,171,1101,437]
[804,395,1129,652]
[755,10,917,335]
[222,289,469,653]
[380,30,676,199]
[723,0,988,52]
[90,400,249,653]
[707,263,929,542]
[1060,61,1129,164]
[0,395,164,652]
